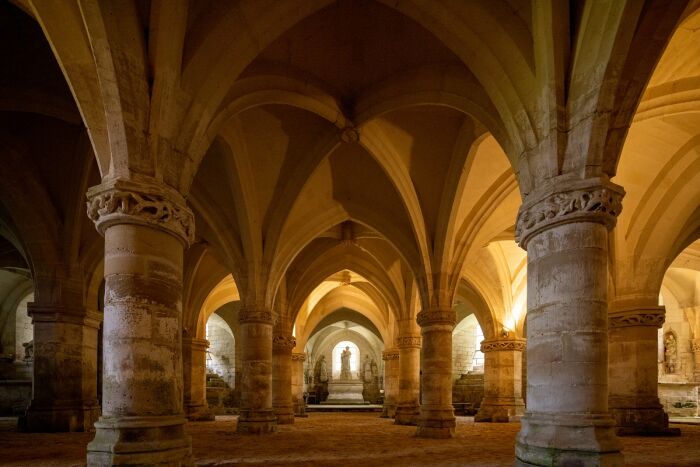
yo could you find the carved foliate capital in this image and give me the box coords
[27,304,102,329]
[238,309,274,325]
[416,309,456,328]
[480,338,526,353]
[86,177,195,246]
[183,337,210,352]
[608,306,665,329]
[273,334,296,351]
[382,350,399,361]
[691,340,700,353]
[515,177,624,248]
[291,352,306,362]
[396,336,421,349]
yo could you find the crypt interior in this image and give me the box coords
[1,0,700,465]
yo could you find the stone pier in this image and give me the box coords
[608,303,678,436]
[381,349,399,418]
[291,352,306,417]
[514,177,624,466]
[183,337,214,421]
[394,337,420,425]
[237,308,276,434]
[85,178,194,465]
[475,337,525,423]
[416,309,456,438]
[272,333,295,424]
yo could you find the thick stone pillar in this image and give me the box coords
[514,177,624,466]
[291,352,307,417]
[395,337,420,425]
[693,339,700,381]
[416,309,456,438]
[85,177,194,465]
[381,349,399,418]
[272,333,295,425]
[608,304,678,436]
[475,337,526,423]
[237,309,276,434]
[183,337,214,421]
[22,305,101,432]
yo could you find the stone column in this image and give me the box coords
[416,309,456,438]
[381,349,399,418]
[395,337,420,425]
[237,308,276,434]
[272,333,295,425]
[514,177,624,466]
[475,337,526,423]
[291,352,306,417]
[85,177,194,465]
[183,337,214,421]
[22,305,101,432]
[693,339,700,382]
[608,304,678,435]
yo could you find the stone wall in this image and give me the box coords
[206,314,235,388]
[659,383,698,417]
[0,380,31,415]
[14,294,32,362]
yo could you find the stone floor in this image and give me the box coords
[0,414,698,466]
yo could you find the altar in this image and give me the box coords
[323,380,366,404]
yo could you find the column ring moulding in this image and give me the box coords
[608,307,665,329]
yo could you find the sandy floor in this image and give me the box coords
[0,414,698,466]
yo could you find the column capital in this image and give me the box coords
[608,306,665,329]
[480,337,526,353]
[396,336,421,349]
[516,176,624,248]
[86,176,195,246]
[692,339,700,352]
[239,308,274,324]
[382,349,399,361]
[416,308,456,327]
[273,334,296,351]
[27,303,102,329]
[182,337,209,351]
[291,352,306,362]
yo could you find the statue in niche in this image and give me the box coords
[340,346,352,380]
[370,358,378,381]
[363,355,372,382]
[664,332,677,374]
[22,340,33,363]
[314,355,328,383]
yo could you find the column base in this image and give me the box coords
[610,406,680,436]
[87,415,192,466]
[515,413,623,466]
[474,397,524,423]
[415,406,455,438]
[381,403,396,418]
[21,403,101,432]
[236,410,277,434]
[185,403,215,422]
[394,403,419,425]
[274,405,295,425]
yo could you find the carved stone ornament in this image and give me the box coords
[396,336,421,348]
[238,309,274,324]
[382,350,400,361]
[291,352,306,362]
[273,334,296,351]
[515,176,624,248]
[608,307,665,329]
[86,177,195,246]
[416,309,456,327]
[480,338,526,353]
[692,340,700,353]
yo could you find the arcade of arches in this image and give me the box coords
[1,0,700,465]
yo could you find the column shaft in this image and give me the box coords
[183,337,213,421]
[291,353,307,417]
[272,334,295,425]
[22,305,101,432]
[515,179,624,466]
[475,338,525,423]
[608,306,677,436]
[381,349,399,418]
[237,309,276,434]
[395,339,420,425]
[416,309,455,438]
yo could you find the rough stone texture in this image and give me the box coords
[291,353,306,417]
[515,179,624,466]
[608,305,677,436]
[183,337,213,421]
[475,338,525,423]
[1,415,699,466]
[86,219,191,465]
[416,309,456,438]
[21,305,101,432]
[381,349,399,418]
[271,334,295,424]
[237,310,276,434]
[394,338,420,425]
[0,380,31,416]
